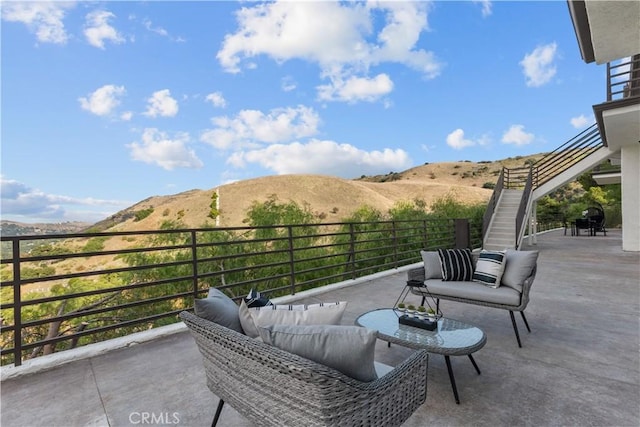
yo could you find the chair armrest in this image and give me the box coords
[356,349,428,424]
[518,264,537,310]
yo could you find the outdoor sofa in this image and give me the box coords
[407,248,538,347]
[180,304,429,426]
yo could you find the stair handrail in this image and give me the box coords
[482,167,505,240]
[515,166,534,249]
[531,123,603,188]
[504,166,531,189]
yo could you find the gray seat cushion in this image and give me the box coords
[414,279,522,306]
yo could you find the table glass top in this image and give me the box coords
[355,308,486,355]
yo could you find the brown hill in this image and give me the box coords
[100,153,544,231]
[5,154,545,294]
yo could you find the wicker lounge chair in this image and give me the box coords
[180,311,429,427]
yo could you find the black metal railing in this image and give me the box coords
[532,123,603,189]
[503,167,532,189]
[1,218,476,366]
[607,54,640,101]
[482,168,504,238]
[515,168,534,249]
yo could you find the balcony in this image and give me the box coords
[593,55,640,150]
[2,228,638,426]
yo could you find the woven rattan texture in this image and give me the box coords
[180,311,429,426]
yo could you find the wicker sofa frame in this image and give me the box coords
[180,311,429,427]
[406,263,537,348]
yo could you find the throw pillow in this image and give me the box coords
[501,250,539,292]
[437,248,474,281]
[472,250,506,288]
[420,251,443,280]
[239,300,348,339]
[244,288,272,308]
[194,288,244,333]
[258,324,378,382]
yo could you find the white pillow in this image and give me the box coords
[258,324,378,382]
[472,250,506,288]
[239,300,347,338]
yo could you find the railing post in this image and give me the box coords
[454,219,470,249]
[391,221,398,268]
[348,223,356,280]
[422,219,429,249]
[607,62,612,101]
[191,231,198,299]
[287,226,296,295]
[11,239,22,366]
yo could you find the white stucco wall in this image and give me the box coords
[621,143,640,252]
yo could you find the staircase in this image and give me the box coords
[483,190,523,250]
[482,123,612,249]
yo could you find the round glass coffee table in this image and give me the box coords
[355,308,486,404]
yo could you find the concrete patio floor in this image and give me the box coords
[1,229,639,426]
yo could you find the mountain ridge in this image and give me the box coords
[97,153,543,232]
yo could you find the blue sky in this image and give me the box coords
[1,0,604,224]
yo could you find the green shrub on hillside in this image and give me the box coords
[134,208,154,222]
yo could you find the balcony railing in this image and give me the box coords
[607,54,640,101]
[1,218,478,367]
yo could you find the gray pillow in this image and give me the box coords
[501,250,539,292]
[194,288,244,333]
[420,250,443,280]
[239,300,347,339]
[259,324,378,382]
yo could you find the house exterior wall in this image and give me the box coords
[621,143,640,251]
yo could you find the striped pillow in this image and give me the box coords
[472,250,506,288]
[437,248,474,281]
[244,288,273,308]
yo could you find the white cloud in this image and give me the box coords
[502,125,534,146]
[201,105,320,150]
[1,1,75,44]
[472,0,493,17]
[281,76,297,92]
[205,92,227,108]
[446,129,476,150]
[144,89,179,118]
[142,19,185,42]
[317,73,394,103]
[520,42,558,87]
[127,128,203,170]
[0,176,130,222]
[217,1,441,103]
[78,84,126,117]
[227,139,411,178]
[121,111,133,121]
[570,115,592,129]
[84,10,125,49]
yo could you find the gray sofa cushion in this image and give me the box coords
[258,324,378,382]
[419,279,521,306]
[239,300,347,339]
[502,250,539,292]
[420,250,443,279]
[194,287,244,333]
